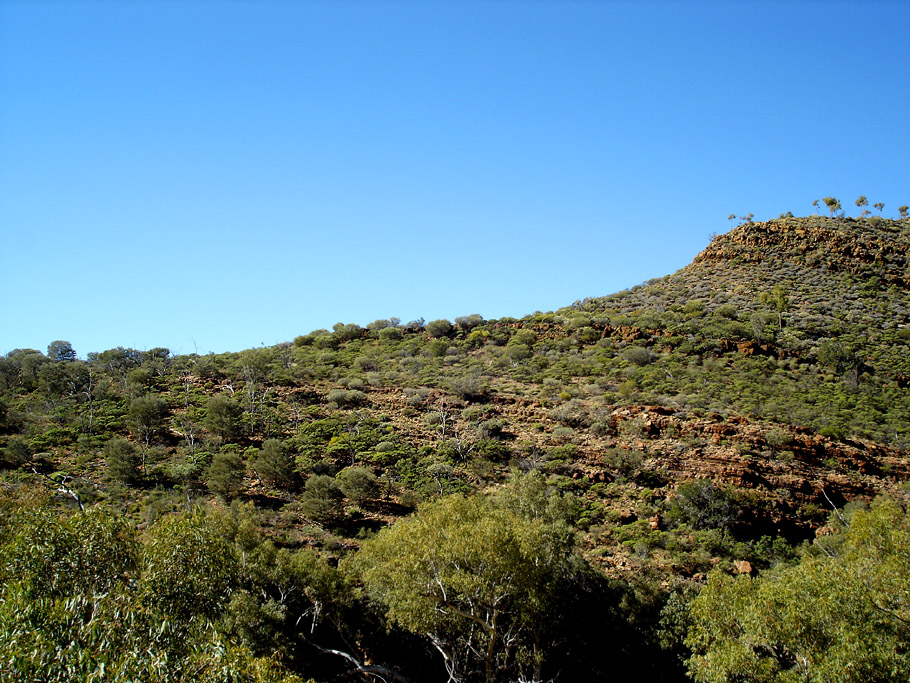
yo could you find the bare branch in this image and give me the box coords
[30,465,84,511]
[307,641,413,683]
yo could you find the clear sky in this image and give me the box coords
[2,0,908,357]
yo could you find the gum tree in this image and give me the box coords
[351,493,575,683]
[684,497,910,683]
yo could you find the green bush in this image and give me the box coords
[425,319,454,338]
[104,437,142,485]
[206,450,245,501]
[336,466,379,504]
[251,439,296,488]
[300,475,344,524]
[665,480,740,532]
[325,389,368,407]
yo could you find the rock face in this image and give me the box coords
[695,216,910,288]
[575,404,909,523]
[733,560,753,574]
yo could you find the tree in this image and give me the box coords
[811,199,820,215]
[0,502,305,683]
[139,510,238,620]
[37,360,88,400]
[873,201,885,214]
[0,435,30,468]
[683,496,910,682]
[336,466,378,504]
[128,394,169,474]
[900,205,909,219]
[855,195,869,216]
[823,196,841,216]
[299,475,344,524]
[351,494,575,683]
[426,319,454,338]
[454,314,484,331]
[46,340,77,362]
[251,438,296,488]
[206,450,246,501]
[204,394,243,441]
[332,322,364,342]
[366,319,392,331]
[129,394,169,447]
[665,480,740,532]
[758,284,790,330]
[105,436,142,485]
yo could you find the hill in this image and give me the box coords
[1,213,909,682]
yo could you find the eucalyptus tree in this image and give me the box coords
[46,340,77,362]
[823,196,841,216]
[684,497,910,683]
[351,493,576,683]
[205,393,243,441]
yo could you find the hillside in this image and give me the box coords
[2,213,909,682]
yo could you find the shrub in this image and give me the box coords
[300,475,344,523]
[250,438,296,488]
[204,394,243,441]
[426,319,454,338]
[336,466,379,504]
[206,450,245,501]
[326,389,368,407]
[428,340,449,357]
[104,437,142,485]
[548,399,591,428]
[379,326,403,342]
[333,323,364,342]
[715,304,738,320]
[1,435,31,468]
[504,343,532,362]
[665,480,740,532]
[454,314,484,331]
[622,346,655,366]
[367,319,392,331]
[510,329,537,346]
[448,375,487,402]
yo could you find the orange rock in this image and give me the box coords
[734,560,753,574]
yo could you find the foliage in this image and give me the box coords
[336,466,378,504]
[0,501,311,682]
[426,318,454,338]
[665,480,741,532]
[2,212,910,681]
[822,196,841,216]
[104,436,142,485]
[351,492,577,682]
[251,438,296,488]
[684,496,910,682]
[140,509,238,619]
[129,394,169,444]
[205,394,244,441]
[299,474,343,524]
[47,340,78,363]
[207,450,246,501]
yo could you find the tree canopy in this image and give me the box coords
[684,496,910,683]
[351,490,576,683]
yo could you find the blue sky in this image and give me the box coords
[2,0,908,357]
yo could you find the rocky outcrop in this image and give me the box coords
[695,216,910,288]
